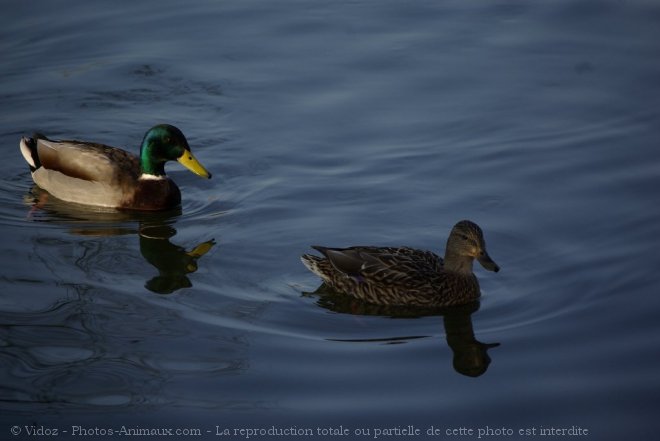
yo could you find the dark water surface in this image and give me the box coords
[2,1,660,440]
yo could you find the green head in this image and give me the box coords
[139,124,212,179]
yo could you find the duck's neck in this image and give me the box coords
[140,146,166,177]
[443,250,474,275]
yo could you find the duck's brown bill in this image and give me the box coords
[478,253,500,272]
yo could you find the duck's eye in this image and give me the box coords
[459,234,469,241]
[164,137,171,144]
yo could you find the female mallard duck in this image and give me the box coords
[19,124,211,211]
[301,220,500,307]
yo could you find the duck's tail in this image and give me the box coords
[301,253,325,277]
[20,136,40,172]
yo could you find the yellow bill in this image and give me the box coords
[177,150,212,179]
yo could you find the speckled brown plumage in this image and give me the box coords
[301,220,499,308]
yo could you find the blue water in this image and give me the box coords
[2,1,660,440]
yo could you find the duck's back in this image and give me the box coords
[35,137,139,181]
[302,245,480,307]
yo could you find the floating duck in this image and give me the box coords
[19,124,211,210]
[301,220,499,307]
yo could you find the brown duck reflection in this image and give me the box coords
[306,283,499,377]
[25,187,215,294]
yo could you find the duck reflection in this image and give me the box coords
[139,224,215,294]
[25,187,215,294]
[306,284,499,377]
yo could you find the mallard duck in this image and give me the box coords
[301,220,500,307]
[19,124,211,211]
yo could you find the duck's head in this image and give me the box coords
[139,124,212,179]
[445,220,499,273]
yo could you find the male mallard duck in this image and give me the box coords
[19,124,211,211]
[301,220,500,307]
